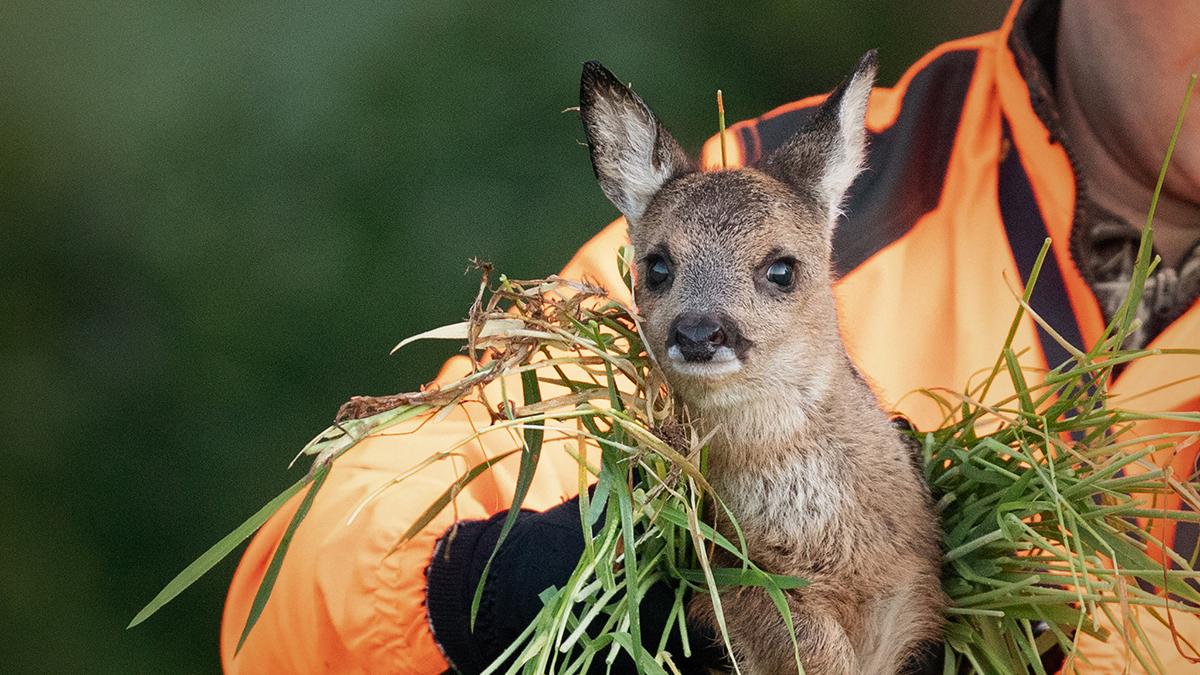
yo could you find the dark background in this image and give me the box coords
[0,2,1007,672]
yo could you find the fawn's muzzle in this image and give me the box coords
[668,313,739,363]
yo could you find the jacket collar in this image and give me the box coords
[1006,0,1067,143]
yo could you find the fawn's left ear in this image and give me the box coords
[763,50,877,225]
[579,61,695,223]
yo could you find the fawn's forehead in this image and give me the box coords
[640,169,818,249]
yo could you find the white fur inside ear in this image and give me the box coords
[614,114,671,222]
[819,70,873,221]
[590,99,673,222]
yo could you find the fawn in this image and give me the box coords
[578,52,945,674]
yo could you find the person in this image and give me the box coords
[220,0,1200,672]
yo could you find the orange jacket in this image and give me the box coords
[222,1,1200,671]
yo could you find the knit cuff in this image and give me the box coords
[424,518,499,674]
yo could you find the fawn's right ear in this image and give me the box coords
[580,61,694,223]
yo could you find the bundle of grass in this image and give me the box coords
[131,79,1199,674]
[923,244,1200,673]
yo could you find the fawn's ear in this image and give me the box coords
[580,61,694,223]
[763,50,877,225]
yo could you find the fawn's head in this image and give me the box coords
[580,53,877,413]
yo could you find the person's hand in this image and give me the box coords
[425,493,722,673]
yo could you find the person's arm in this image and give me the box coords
[220,218,635,673]
[220,384,488,672]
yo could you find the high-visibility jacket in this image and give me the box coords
[221,0,1200,671]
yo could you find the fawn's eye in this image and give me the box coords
[644,255,672,289]
[766,259,796,288]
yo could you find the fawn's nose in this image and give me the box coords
[668,313,727,362]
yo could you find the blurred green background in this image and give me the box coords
[0,2,1007,672]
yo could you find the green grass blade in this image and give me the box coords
[675,567,807,590]
[761,577,804,674]
[394,448,523,548]
[236,464,332,652]
[615,465,645,670]
[1113,73,1196,344]
[974,238,1051,410]
[588,461,613,528]
[127,473,313,629]
[470,369,545,629]
[607,633,669,675]
[1004,348,1034,414]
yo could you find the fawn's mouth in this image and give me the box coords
[664,345,743,379]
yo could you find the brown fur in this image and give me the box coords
[580,54,945,674]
